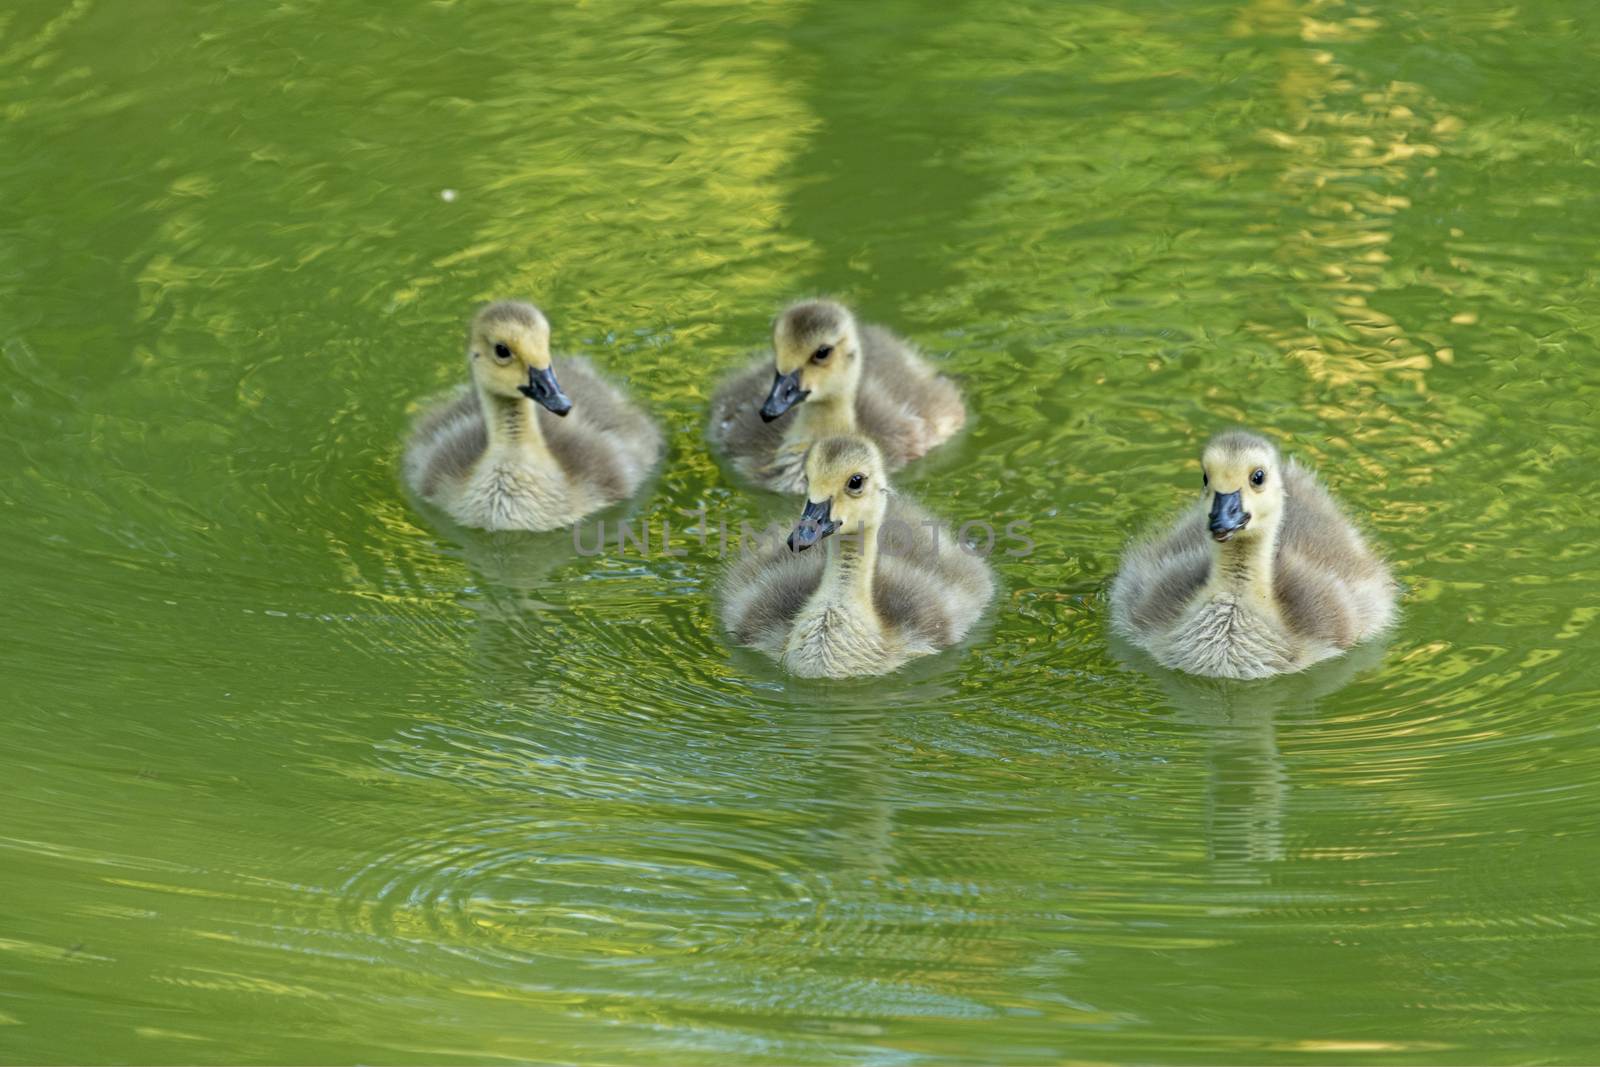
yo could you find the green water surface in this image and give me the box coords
[3,0,1600,1063]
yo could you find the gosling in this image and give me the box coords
[403,301,661,531]
[721,436,994,678]
[1109,431,1397,679]
[709,300,965,494]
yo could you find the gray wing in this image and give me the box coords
[1109,500,1214,636]
[855,324,966,468]
[720,537,824,651]
[1275,459,1397,644]
[708,354,787,469]
[404,387,486,500]
[872,498,994,648]
[1277,460,1387,584]
[1272,552,1358,648]
[541,356,662,503]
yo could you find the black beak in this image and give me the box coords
[787,497,840,552]
[1208,490,1251,542]
[759,368,808,422]
[518,365,572,416]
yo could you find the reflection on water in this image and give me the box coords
[3,0,1600,1062]
[1118,636,1392,877]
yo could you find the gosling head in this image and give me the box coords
[788,436,889,552]
[1200,431,1285,544]
[760,299,863,422]
[467,300,571,415]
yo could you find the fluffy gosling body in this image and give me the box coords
[721,436,994,679]
[403,301,661,531]
[709,300,966,494]
[1109,431,1396,680]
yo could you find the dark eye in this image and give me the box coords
[1202,471,1209,488]
[493,342,513,361]
[846,473,865,492]
[1251,468,1266,488]
[812,344,834,363]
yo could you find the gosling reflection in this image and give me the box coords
[1113,635,1389,877]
